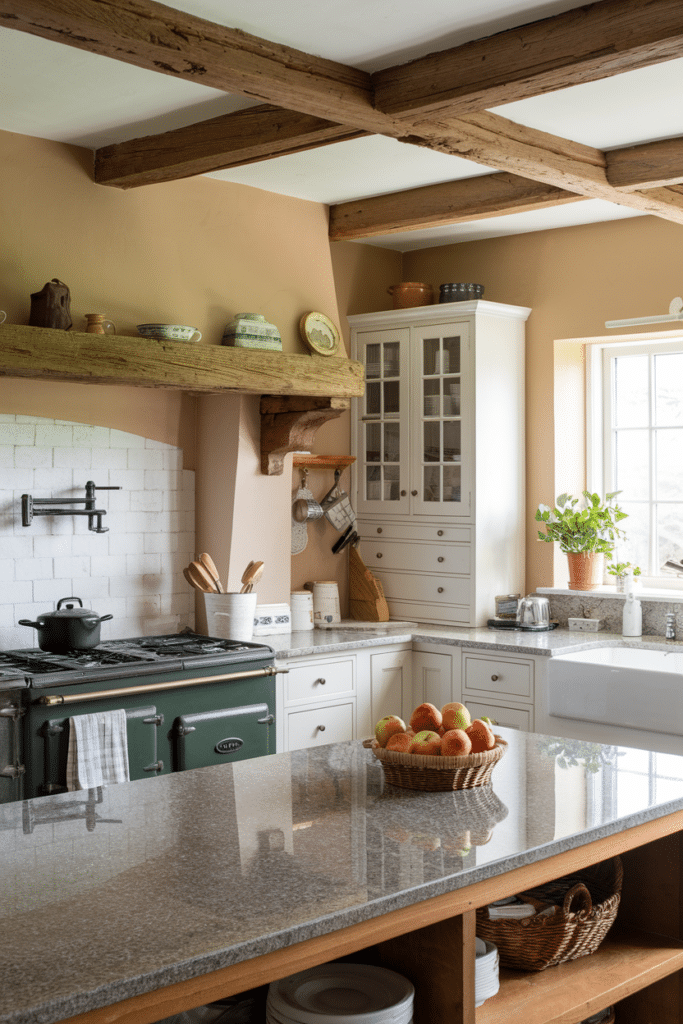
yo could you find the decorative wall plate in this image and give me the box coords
[299,311,340,356]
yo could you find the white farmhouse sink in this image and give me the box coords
[549,645,683,736]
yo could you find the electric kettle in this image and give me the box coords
[516,594,550,627]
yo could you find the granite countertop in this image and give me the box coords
[260,623,683,659]
[4,728,683,1024]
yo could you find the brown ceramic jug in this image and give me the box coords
[29,278,72,330]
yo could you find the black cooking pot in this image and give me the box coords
[19,597,113,653]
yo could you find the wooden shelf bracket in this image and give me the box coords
[260,396,351,475]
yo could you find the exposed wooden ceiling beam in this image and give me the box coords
[405,112,683,223]
[95,105,367,188]
[328,172,584,241]
[5,0,683,228]
[372,0,683,118]
[606,137,683,191]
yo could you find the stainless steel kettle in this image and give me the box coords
[516,594,550,627]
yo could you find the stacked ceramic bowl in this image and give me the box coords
[267,964,414,1024]
[475,937,500,1008]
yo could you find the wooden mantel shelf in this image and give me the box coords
[0,324,364,397]
[0,324,364,475]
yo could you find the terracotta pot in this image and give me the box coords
[566,552,604,591]
[387,282,433,309]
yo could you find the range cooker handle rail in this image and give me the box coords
[34,665,287,706]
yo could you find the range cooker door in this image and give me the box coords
[29,704,162,797]
[175,703,273,770]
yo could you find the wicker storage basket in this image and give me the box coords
[364,736,507,791]
[476,857,623,971]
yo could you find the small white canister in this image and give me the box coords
[304,581,341,626]
[290,590,314,631]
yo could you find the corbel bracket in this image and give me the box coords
[260,396,350,475]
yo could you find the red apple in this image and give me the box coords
[410,702,442,733]
[465,719,496,753]
[441,728,472,756]
[441,701,472,731]
[386,732,413,753]
[409,729,442,755]
[375,714,406,748]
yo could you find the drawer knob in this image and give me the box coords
[314,677,326,685]
[317,724,326,732]
[437,530,444,536]
[411,489,418,496]
[438,587,444,594]
[491,674,499,681]
[377,527,383,533]
[376,552,383,559]
[437,556,444,563]
[401,490,407,496]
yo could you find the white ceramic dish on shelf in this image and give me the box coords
[267,964,414,1024]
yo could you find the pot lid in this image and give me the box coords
[44,597,99,620]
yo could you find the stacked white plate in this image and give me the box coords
[475,937,500,1008]
[267,964,414,1024]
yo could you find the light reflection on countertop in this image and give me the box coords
[3,728,683,1024]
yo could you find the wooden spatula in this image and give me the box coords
[184,565,213,593]
[188,560,220,593]
[240,560,264,593]
[199,553,224,593]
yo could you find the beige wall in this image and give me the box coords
[0,130,395,612]
[404,216,683,591]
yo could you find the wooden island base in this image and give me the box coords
[60,810,683,1024]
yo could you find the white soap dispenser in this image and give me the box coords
[622,574,642,637]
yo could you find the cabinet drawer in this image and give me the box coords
[285,658,354,704]
[362,539,470,575]
[466,700,532,731]
[358,520,470,543]
[286,702,354,750]
[462,653,533,700]
[375,569,470,606]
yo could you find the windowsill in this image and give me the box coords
[537,586,683,604]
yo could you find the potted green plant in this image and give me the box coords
[606,561,641,593]
[535,491,628,591]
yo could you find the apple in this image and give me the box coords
[441,701,472,731]
[409,702,442,733]
[465,719,496,753]
[385,732,413,753]
[374,714,406,747]
[441,728,472,756]
[409,729,442,755]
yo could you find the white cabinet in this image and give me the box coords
[349,300,529,627]
[276,642,412,752]
[461,649,537,731]
[411,644,461,710]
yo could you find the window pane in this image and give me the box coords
[443,421,461,462]
[366,344,380,379]
[443,464,461,502]
[383,342,400,378]
[655,429,683,499]
[365,422,380,462]
[424,466,440,502]
[424,421,440,462]
[614,502,649,570]
[423,337,440,375]
[383,422,399,463]
[384,466,400,501]
[614,429,649,499]
[657,503,683,565]
[655,353,683,426]
[384,380,399,416]
[366,381,380,417]
[444,378,460,415]
[444,336,460,373]
[614,354,649,427]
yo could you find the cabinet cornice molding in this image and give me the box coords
[347,299,531,328]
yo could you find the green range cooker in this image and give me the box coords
[0,632,277,803]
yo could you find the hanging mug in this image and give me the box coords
[304,581,341,625]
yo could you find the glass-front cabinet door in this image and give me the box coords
[355,328,411,515]
[411,322,471,516]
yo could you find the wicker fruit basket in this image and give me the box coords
[363,736,507,791]
[476,857,623,971]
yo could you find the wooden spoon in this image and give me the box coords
[188,560,220,593]
[184,565,213,593]
[198,552,224,593]
[240,560,264,593]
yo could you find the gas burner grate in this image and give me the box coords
[0,653,68,674]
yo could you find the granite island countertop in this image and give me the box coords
[4,728,683,1024]
[258,623,683,659]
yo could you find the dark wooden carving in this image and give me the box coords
[29,279,72,330]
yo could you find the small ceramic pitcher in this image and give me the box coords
[85,313,116,335]
[304,581,341,625]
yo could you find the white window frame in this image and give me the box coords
[586,335,683,593]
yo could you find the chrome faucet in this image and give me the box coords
[665,610,677,640]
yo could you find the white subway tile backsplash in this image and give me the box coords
[0,415,195,645]
[15,557,54,581]
[35,424,74,447]
[0,423,35,445]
